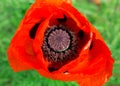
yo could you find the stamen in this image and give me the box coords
[41,25,78,69]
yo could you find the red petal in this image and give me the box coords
[61,3,91,33]
[90,24,104,41]
[35,0,72,7]
[7,47,31,72]
[7,20,41,72]
[76,39,114,86]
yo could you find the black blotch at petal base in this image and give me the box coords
[29,22,41,39]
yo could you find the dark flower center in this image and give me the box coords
[48,27,70,52]
[41,25,78,63]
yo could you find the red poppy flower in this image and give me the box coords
[7,0,114,86]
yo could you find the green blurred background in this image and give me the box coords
[0,0,120,86]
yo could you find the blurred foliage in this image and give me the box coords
[0,0,120,86]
